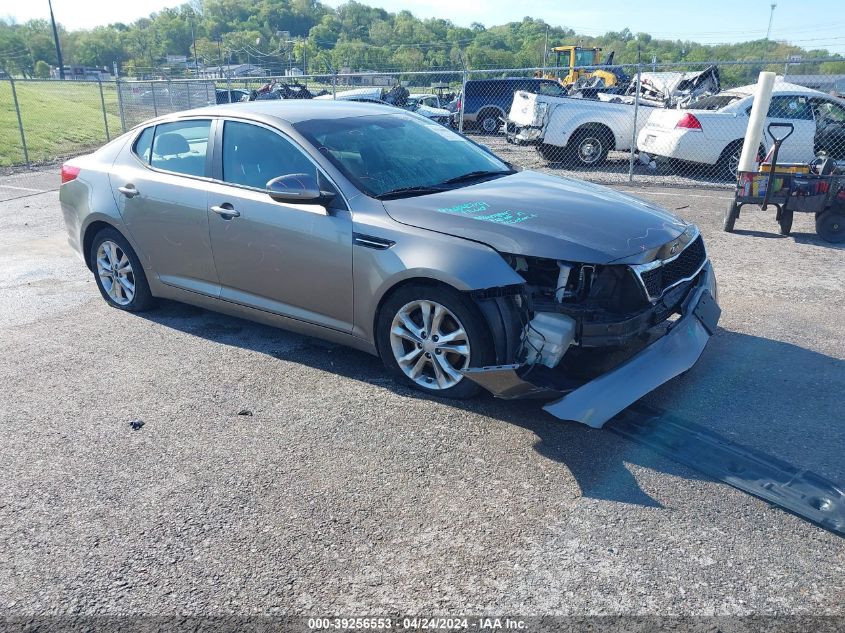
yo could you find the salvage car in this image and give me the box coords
[59,101,719,428]
[508,89,651,166]
[637,81,845,180]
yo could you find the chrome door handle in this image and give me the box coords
[117,185,139,198]
[210,204,240,218]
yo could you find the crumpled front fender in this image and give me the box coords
[463,262,720,428]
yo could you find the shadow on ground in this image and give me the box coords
[139,300,844,511]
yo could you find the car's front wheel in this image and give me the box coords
[90,227,154,312]
[376,284,494,399]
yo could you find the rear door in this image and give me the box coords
[764,94,817,162]
[110,118,220,297]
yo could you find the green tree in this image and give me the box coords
[34,59,50,78]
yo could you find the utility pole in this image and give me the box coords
[216,39,223,78]
[542,25,549,69]
[47,0,64,79]
[189,14,199,75]
[766,3,777,40]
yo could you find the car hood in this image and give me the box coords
[382,170,688,263]
[416,104,452,118]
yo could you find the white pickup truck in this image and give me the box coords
[507,90,654,167]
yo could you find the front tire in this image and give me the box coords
[376,284,495,399]
[538,143,565,163]
[90,227,154,312]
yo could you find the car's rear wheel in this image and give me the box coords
[376,284,494,399]
[568,129,610,167]
[717,141,764,182]
[477,110,501,135]
[90,227,154,312]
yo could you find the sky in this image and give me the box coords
[3,0,845,53]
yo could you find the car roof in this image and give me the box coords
[725,80,833,98]
[148,99,403,126]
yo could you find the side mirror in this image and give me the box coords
[265,174,336,206]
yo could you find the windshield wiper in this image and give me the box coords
[376,185,446,200]
[440,169,514,185]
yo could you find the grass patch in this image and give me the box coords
[0,81,122,167]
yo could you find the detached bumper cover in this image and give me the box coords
[464,262,720,428]
[506,121,543,144]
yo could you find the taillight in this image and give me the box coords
[456,97,462,111]
[675,113,702,130]
[61,164,80,184]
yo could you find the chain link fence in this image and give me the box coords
[2,59,844,200]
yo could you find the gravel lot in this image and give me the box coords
[0,167,843,619]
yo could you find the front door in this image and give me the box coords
[110,119,220,297]
[206,119,353,332]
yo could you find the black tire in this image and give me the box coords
[89,227,155,312]
[723,201,739,232]
[376,283,495,399]
[477,109,501,135]
[716,141,764,182]
[778,208,794,236]
[537,143,565,163]
[567,128,611,168]
[816,210,845,243]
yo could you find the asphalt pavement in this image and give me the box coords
[0,173,843,618]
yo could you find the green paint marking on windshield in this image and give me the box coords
[436,201,537,225]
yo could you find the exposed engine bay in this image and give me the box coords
[463,227,720,427]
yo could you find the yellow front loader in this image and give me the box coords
[544,46,623,91]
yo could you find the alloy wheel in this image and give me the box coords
[389,299,471,390]
[96,240,136,306]
[577,136,603,165]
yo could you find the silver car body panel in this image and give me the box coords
[382,170,689,264]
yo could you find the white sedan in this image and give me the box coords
[637,81,845,180]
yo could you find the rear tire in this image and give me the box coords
[567,128,610,167]
[717,141,764,182]
[723,201,739,232]
[477,110,501,135]
[376,283,495,399]
[90,227,154,312]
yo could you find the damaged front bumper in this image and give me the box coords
[463,262,720,428]
[506,121,544,145]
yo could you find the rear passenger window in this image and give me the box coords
[150,120,211,177]
[767,96,813,121]
[133,126,154,164]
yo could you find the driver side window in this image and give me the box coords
[222,121,316,190]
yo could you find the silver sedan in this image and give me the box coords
[60,100,719,427]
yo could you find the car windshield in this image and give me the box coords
[293,113,512,198]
